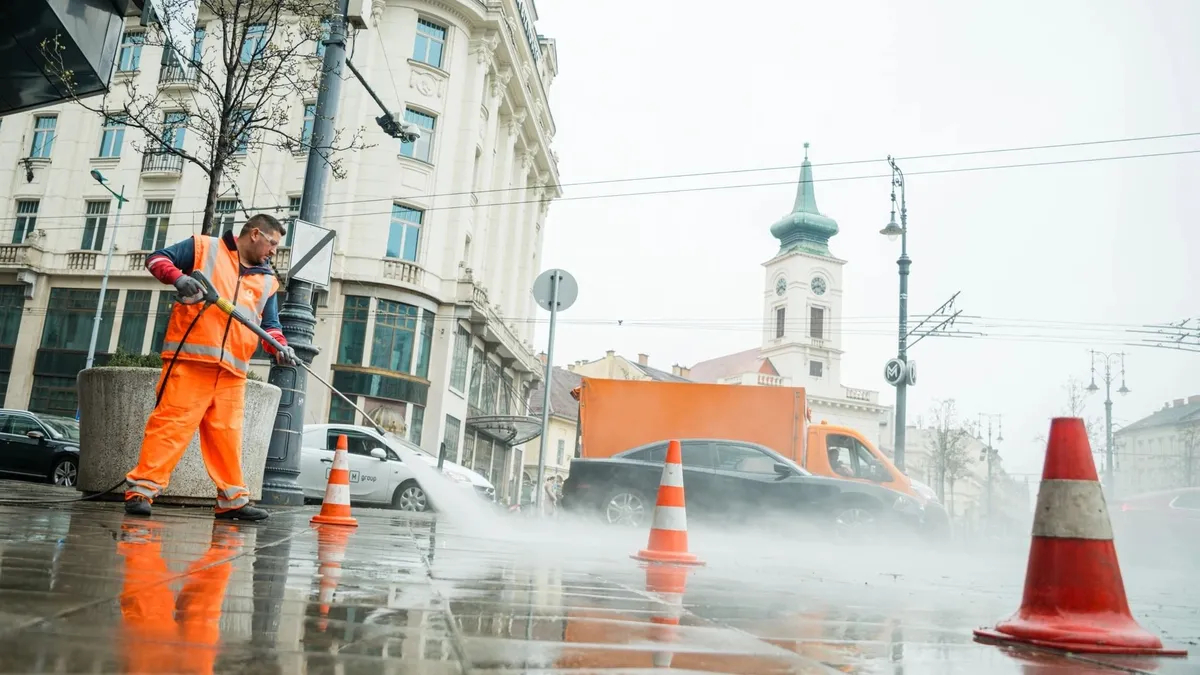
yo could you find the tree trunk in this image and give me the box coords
[201,166,222,236]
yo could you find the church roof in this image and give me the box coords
[688,348,778,383]
[769,143,839,257]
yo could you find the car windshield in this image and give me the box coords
[41,416,80,442]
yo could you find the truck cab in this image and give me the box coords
[804,422,916,502]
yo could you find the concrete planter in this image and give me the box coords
[75,367,282,505]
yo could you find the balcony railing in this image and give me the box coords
[845,387,875,403]
[158,63,199,87]
[141,150,184,176]
[67,251,98,270]
[383,258,422,285]
[758,373,784,387]
[271,247,291,275]
[126,252,146,271]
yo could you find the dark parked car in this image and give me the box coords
[562,438,933,541]
[0,409,81,487]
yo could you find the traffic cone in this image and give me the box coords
[311,434,358,527]
[312,524,353,631]
[973,418,1187,656]
[632,440,703,565]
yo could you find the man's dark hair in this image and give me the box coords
[242,213,286,238]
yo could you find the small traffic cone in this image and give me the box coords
[311,434,358,527]
[632,440,703,565]
[312,524,353,631]
[974,418,1187,656]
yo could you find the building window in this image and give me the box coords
[412,18,446,68]
[149,292,175,353]
[118,31,144,71]
[414,310,434,379]
[556,438,566,466]
[399,108,436,163]
[409,405,424,445]
[98,115,126,158]
[162,111,186,150]
[444,415,461,459]
[30,116,56,158]
[450,326,470,392]
[315,19,330,57]
[81,201,110,251]
[809,360,824,378]
[387,204,422,261]
[468,347,484,409]
[300,103,316,151]
[337,296,369,365]
[241,23,267,63]
[0,286,26,407]
[118,290,152,353]
[481,360,499,414]
[775,307,786,339]
[11,200,39,244]
[285,194,302,246]
[41,288,118,352]
[500,373,514,414]
[370,299,419,373]
[232,109,251,154]
[215,199,240,234]
[141,201,172,251]
[810,306,825,340]
[329,395,356,423]
[191,27,206,65]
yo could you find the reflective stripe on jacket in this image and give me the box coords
[161,234,279,377]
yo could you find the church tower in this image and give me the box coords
[761,144,846,399]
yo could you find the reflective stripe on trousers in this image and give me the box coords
[218,486,250,511]
[161,341,250,374]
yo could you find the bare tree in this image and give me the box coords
[926,399,973,510]
[41,0,369,234]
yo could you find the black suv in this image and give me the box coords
[0,409,81,487]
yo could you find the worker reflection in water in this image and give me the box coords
[117,521,241,675]
[124,215,298,520]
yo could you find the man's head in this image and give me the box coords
[238,213,286,265]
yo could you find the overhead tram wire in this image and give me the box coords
[4,134,1200,228]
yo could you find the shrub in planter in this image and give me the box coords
[75,351,282,504]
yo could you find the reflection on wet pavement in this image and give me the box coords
[0,479,1195,674]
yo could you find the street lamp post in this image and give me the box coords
[977,412,1004,524]
[1087,351,1130,497]
[880,157,909,471]
[85,170,127,370]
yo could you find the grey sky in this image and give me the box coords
[528,0,1200,476]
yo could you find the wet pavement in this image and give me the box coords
[0,478,1197,674]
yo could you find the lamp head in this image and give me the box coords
[880,218,903,242]
[90,169,105,184]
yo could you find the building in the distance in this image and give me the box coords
[0,0,561,503]
[684,146,893,453]
[1115,395,1200,496]
[566,350,692,385]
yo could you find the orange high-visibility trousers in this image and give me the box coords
[125,359,251,512]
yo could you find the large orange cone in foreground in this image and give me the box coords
[974,418,1186,656]
[311,434,359,527]
[632,440,703,565]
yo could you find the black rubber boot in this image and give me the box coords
[215,504,270,521]
[124,496,152,517]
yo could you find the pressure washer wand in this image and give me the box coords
[189,271,388,436]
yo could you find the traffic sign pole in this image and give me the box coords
[529,269,578,515]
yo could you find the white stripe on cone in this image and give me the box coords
[323,482,351,505]
[651,505,688,532]
[331,449,351,471]
[1031,479,1113,540]
[658,462,684,488]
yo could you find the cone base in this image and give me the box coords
[973,626,1188,657]
[632,549,704,566]
[311,513,358,527]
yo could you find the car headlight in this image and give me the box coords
[892,495,922,514]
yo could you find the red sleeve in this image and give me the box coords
[146,254,184,285]
[261,328,288,354]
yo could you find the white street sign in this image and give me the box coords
[906,359,918,386]
[287,219,335,288]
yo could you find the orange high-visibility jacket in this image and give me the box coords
[157,233,280,377]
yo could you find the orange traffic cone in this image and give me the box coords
[632,440,703,565]
[974,418,1187,656]
[311,434,358,527]
[312,524,353,631]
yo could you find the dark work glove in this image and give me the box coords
[275,345,299,366]
[174,275,204,304]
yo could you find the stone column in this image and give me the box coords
[471,66,510,277]
[484,109,524,297]
[500,152,535,313]
[452,32,501,269]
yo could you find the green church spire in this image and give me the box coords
[769,143,839,257]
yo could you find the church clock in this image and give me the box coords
[810,276,827,296]
[775,277,787,296]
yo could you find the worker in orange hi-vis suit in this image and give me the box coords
[124,213,298,520]
[118,520,242,674]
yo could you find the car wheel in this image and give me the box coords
[393,480,431,512]
[833,501,878,542]
[51,457,78,487]
[603,488,649,527]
